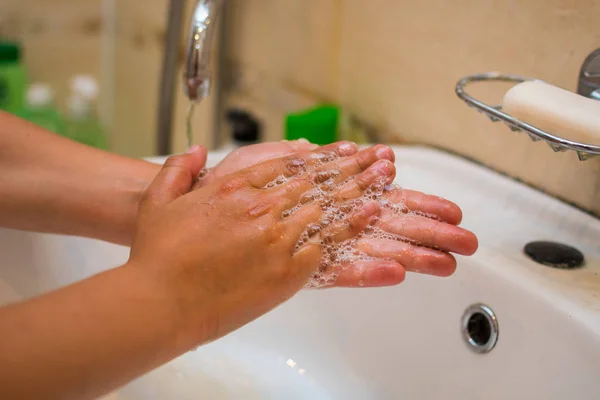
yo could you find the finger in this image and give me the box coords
[289,200,379,250]
[139,145,207,214]
[309,144,395,186]
[332,159,396,203]
[315,141,360,157]
[285,202,322,239]
[290,201,381,286]
[315,260,406,288]
[284,139,320,152]
[378,215,478,256]
[319,201,380,243]
[245,141,358,188]
[272,148,396,211]
[385,188,463,225]
[193,140,321,190]
[356,238,457,277]
[236,141,322,170]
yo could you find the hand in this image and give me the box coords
[325,145,476,280]
[194,140,477,282]
[129,142,400,345]
[198,140,318,186]
[355,188,478,280]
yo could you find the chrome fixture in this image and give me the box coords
[157,0,225,155]
[183,0,223,102]
[461,303,499,354]
[578,49,600,100]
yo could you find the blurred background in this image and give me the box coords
[0,0,214,157]
[1,0,599,214]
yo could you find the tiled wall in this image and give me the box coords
[0,0,216,157]
[222,0,600,215]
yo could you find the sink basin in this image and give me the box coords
[1,145,599,399]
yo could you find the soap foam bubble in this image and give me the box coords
[259,152,422,289]
[197,151,427,289]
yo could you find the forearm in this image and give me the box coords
[0,111,161,245]
[0,262,198,400]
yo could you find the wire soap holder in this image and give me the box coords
[455,72,600,161]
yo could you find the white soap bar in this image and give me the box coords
[502,80,600,145]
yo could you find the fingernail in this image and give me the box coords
[297,138,310,144]
[339,142,358,156]
[186,144,200,154]
[375,145,393,160]
[373,159,394,175]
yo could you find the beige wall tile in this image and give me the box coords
[226,0,340,104]
[111,0,166,157]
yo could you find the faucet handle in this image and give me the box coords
[578,48,600,100]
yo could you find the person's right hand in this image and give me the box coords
[128,141,400,347]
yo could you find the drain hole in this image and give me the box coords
[467,312,492,346]
[524,241,584,269]
[461,303,498,353]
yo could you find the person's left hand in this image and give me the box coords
[196,140,318,186]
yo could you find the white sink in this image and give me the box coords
[1,145,599,399]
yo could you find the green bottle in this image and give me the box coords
[65,94,108,150]
[65,75,109,150]
[19,83,64,135]
[0,42,27,114]
[285,105,339,145]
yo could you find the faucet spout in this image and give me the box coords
[184,0,223,103]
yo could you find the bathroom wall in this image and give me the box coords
[0,0,216,157]
[0,0,103,112]
[221,0,600,215]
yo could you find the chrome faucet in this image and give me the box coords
[157,0,225,155]
[184,0,224,102]
[578,48,600,100]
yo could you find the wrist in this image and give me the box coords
[123,258,219,351]
[98,159,161,246]
[120,260,195,353]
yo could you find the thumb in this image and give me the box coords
[139,145,207,213]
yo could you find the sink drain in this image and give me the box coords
[524,241,585,269]
[461,304,498,354]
